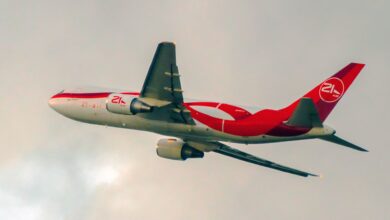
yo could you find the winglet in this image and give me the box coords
[320,135,368,152]
[286,98,323,128]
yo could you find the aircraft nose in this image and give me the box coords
[48,91,63,110]
[48,98,56,109]
[48,97,59,110]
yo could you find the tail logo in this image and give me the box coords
[319,77,345,103]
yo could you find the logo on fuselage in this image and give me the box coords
[319,77,345,103]
[111,96,126,105]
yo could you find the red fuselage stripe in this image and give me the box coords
[51,92,140,99]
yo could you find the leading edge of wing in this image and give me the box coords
[213,142,318,177]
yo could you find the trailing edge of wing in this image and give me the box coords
[320,135,368,152]
[213,142,317,177]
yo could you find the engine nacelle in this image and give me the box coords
[106,93,152,115]
[156,139,204,160]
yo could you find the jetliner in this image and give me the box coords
[49,42,367,177]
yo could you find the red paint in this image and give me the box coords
[51,92,140,99]
[279,63,364,122]
[120,92,141,96]
[218,103,252,120]
[111,96,126,105]
[185,63,364,137]
[267,124,310,136]
[50,63,364,137]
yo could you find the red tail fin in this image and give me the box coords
[280,63,365,122]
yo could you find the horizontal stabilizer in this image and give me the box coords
[286,98,323,128]
[320,135,368,152]
[213,142,317,177]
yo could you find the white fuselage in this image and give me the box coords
[48,88,334,144]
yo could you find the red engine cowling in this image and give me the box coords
[156,139,204,160]
[106,93,152,115]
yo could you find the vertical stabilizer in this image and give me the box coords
[280,63,365,122]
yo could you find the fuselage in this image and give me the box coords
[46,41,366,177]
[48,87,334,144]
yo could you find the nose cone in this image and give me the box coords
[48,97,61,113]
[48,93,72,118]
[48,93,62,112]
[48,98,55,109]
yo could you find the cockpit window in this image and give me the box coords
[58,90,65,94]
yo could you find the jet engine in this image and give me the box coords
[156,139,204,160]
[106,93,152,115]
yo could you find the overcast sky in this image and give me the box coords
[0,0,389,219]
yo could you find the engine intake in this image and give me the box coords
[106,93,152,115]
[156,139,204,160]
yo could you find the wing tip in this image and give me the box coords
[358,148,369,152]
[159,41,176,46]
[350,62,365,66]
[307,173,319,177]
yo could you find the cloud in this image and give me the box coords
[0,0,389,219]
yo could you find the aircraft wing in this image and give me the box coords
[212,142,318,177]
[139,42,194,124]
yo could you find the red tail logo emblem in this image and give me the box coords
[319,77,345,103]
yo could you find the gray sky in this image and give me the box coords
[0,0,389,219]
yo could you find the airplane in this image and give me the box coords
[49,42,367,177]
